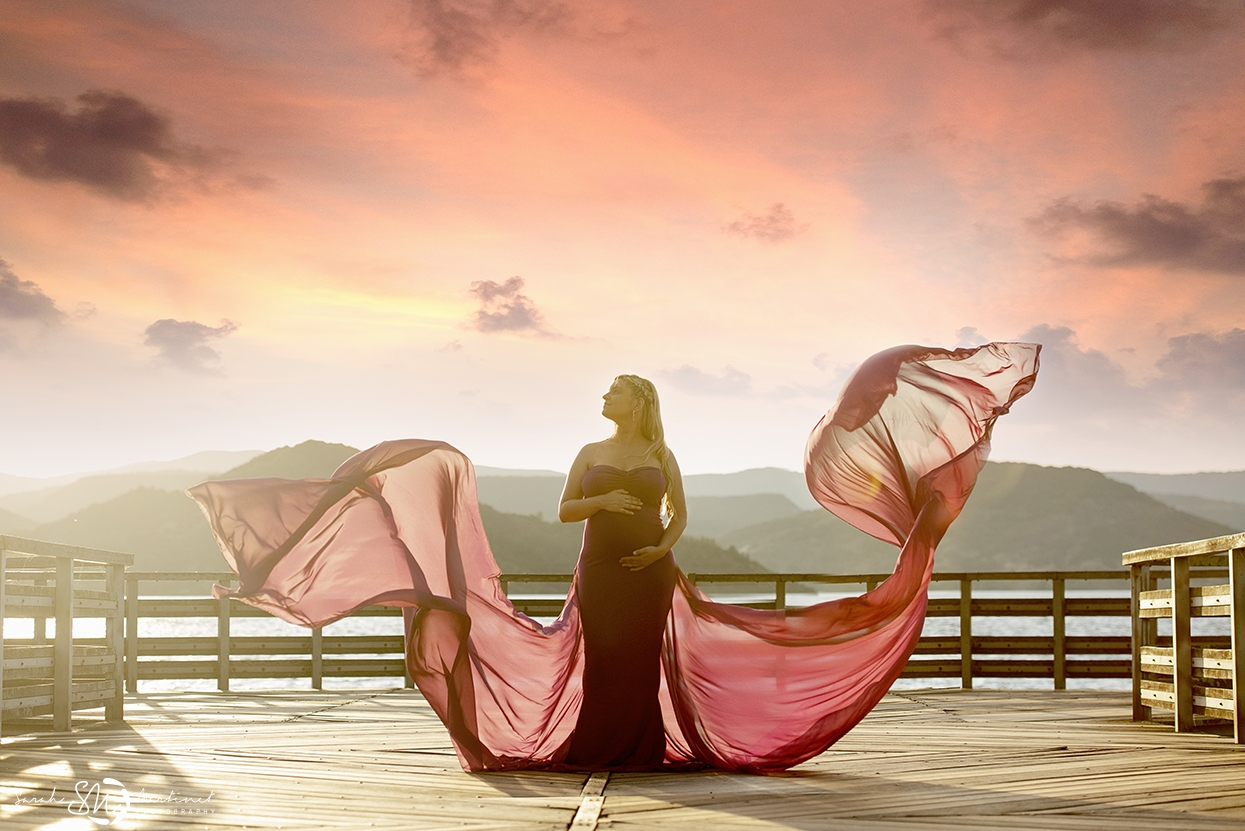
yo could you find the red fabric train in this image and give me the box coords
[188,342,1040,772]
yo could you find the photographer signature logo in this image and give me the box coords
[15,777,215,824]
[76,778,130,825]
[15,778,130,825]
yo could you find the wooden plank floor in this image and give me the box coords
[2,688,1243,830]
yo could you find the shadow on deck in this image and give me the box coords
[2,688,1244,830]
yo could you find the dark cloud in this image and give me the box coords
[993,323,1245,470]
[1029,177,1245,274]
[0,258,63,324]
[1012,323,1245,422]
[143,318,238,375]
[1157,327,1245,388]
[468,276,552,334]
[930,0,1242,55]
[1012,324,1149,416]
[725,203,805,243]
[0,89,213,201]
[660,365,751,396]
[404,0,575,78]
[955,326,989,347]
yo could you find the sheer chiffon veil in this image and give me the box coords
[187,341,1040,772]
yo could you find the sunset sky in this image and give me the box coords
[2,0,1244,479]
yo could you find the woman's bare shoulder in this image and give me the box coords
[573,441,605,466]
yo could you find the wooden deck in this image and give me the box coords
[3,688,1245,830]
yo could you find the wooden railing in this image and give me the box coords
[1125,532,1244,743]
[121,571,415,690]
[685,571,1131,689]
[1,536,132,734]
[92,569,1134,692]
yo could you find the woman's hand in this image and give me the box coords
[620,546,667,571]
[597,488,643,515]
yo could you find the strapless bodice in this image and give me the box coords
[580,464,666,505]
[577,464,667,567]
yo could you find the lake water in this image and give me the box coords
[5,589,1226,694]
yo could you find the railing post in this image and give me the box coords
[1052,576,1066,691]
[1230,547,1244,744]
[311,627,323,690]
[105,563,124,721]
[54,556,74,732]
[775,578,786,611]
[218,593,231,692]
[960,578,973,690]
[33,576,47,645]
[1172,556,1193,732]
[125,574,138,692]
[398,603,415,688]
[1131,564,1151,721]
[1,547,6,737]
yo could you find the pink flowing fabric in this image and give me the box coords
[187,342,1039,773]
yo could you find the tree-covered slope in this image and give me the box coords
[720,462,1235,574]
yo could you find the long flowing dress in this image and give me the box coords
[564,464,675,769]
[187,342,1040,773]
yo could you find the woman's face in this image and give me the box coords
[602,379,639,423]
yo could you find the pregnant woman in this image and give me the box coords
[557,375,685,768]
[188,342,1040,772]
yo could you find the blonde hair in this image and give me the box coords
[614,374,677,522]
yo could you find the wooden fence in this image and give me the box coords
[83,569,1136,692]
[1125,532,1244,742]
[120,571,416,690]
[0,536,131,734]
[688,571,1132,689]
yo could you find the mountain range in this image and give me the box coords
[0,449,262,497]
[716,463,1234,575]
[1,442,1241,582]
[0,442,768,578]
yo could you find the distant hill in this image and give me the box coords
[13,435,769,586]
[475,465,821,511]
[0,505,37,535]
[0,449,282,525]
[684,468,819,510]
[5,441,365,575]
[719,512,895,574]
[1146,493,1245,532]
[476,466,561,477]
[685,494,802,538]
[0,470,215,523]
[29,487,224,571]
[720,462,1235,574]
[217,441,360,480]
[17,484,764,585]
[1105,470,1245,503]
[475,476,564,518]
[0,471,79,497]
[478,505,768,574]
[0,449,264,498]
[479,504,582,572]
[107,449,263,475]
[937,463,1233,570]
[474,471,808,536]
[14,447,1238,585]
